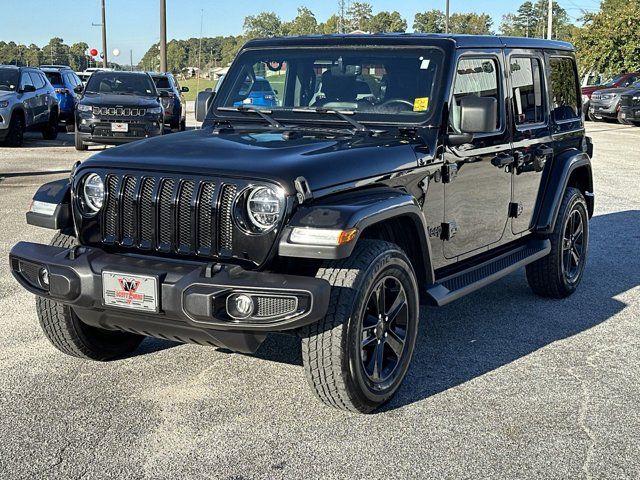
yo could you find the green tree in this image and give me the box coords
[166,41,187,73]
[69,42,89,71]
[346,2,373,31]
[449,13,493,34]
[413,10,445,33]
[320,14,341,34]
[284,7,318,35]
[368,11,407,33]
[573,0,640,75]
[243,12,282,38]
[24,44,42,67]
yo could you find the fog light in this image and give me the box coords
[39,267,50,287]
[227,294,255,319]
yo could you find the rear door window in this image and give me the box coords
[30,72,46,89]
[549,57,580,121]
[510,57,546,126]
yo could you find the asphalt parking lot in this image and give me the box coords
[0,120,638,480]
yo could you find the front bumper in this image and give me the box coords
[589,101,618,118]
[76,114,163,145]
[619,106,640,122]
[9,242,330,353]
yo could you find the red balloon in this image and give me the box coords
[90,48,98,57]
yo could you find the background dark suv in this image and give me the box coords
[150,72,188,131]
[74,71,167,150]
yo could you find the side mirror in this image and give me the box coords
[459,96,497,134]
[181,86,189,93]
[274,89,279,95]
[158,90,170,98]
[73,84,84,94]
[196,90,215,123]
[21,85,36,93]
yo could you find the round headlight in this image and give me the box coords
[246,186,282,232]
[82,173,104,213]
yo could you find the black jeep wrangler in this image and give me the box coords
[10,35,594,413]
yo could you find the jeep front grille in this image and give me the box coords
[102,173,239,257]
[92,106,146,116]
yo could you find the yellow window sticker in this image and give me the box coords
[413,97,429,112]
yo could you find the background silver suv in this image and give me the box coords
[0,65,59,147]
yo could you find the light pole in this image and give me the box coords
[547,0,553,39]
[101,0,108,67]
[160,0,167,72]
[445,0,450,34]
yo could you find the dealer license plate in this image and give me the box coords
[102,271,158,312]
[111,122,129,133]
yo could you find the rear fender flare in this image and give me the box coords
[535,149,594,234]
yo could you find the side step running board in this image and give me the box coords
[425,239,551,306]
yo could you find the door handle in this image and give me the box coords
[491,153,515,168]
[535,145,554,158]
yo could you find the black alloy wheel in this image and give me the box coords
[360,276,409,389]
[562,207,586,284]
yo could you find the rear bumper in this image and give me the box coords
[9,242,331,353]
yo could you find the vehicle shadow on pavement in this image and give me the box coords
[20,132,77,148]
[251,210,640,412]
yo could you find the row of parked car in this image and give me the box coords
[0,64,189,149]
[582,71,640,126]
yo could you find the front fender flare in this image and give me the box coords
[278,187,434,284]
[25,178,72,230]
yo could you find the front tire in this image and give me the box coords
[75,129,88,151]
[36,231,144,360]
[526,187,589,298]
[42,109,59,140]
[3,113,24,147]
[302,240,420,413]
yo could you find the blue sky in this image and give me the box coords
[0,0,599,64]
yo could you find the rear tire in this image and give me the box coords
[180,118,186,131]
[617,111,631,125]
[42,110,59,140]
[3,112,24,147]
[36,231,144,361]
[75,129,87,151]
[526,187,589,298]
[587,111,601,122]
[302,240,420,413]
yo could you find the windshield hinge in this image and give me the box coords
[294,176,313,204]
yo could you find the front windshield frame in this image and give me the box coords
[209,45,446,127]
[84,72,158,97]
[0,68,19,92]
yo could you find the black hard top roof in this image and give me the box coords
[243,33,574,52]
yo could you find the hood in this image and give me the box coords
[0,90,14,100]
[79,93,160,107]
[591,87,631,96]
[79,127,427,196]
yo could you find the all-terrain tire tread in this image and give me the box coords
[301,240,401,413]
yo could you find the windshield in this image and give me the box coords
[0,69,19,92]
[214,47,444,124]
[44,71,63,86]
[602,75,623,87]
[85,73,157,96]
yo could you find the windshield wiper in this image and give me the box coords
[218,106,284,129]
[291,107,372,133]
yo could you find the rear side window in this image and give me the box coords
[511,57,545,125]
[30,72,46,89]
[549,57,580,121]
[450,57,502,133]
[44,72,63,86]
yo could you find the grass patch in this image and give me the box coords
[180,77,217,101]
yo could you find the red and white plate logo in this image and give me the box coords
[102,272,158,312]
